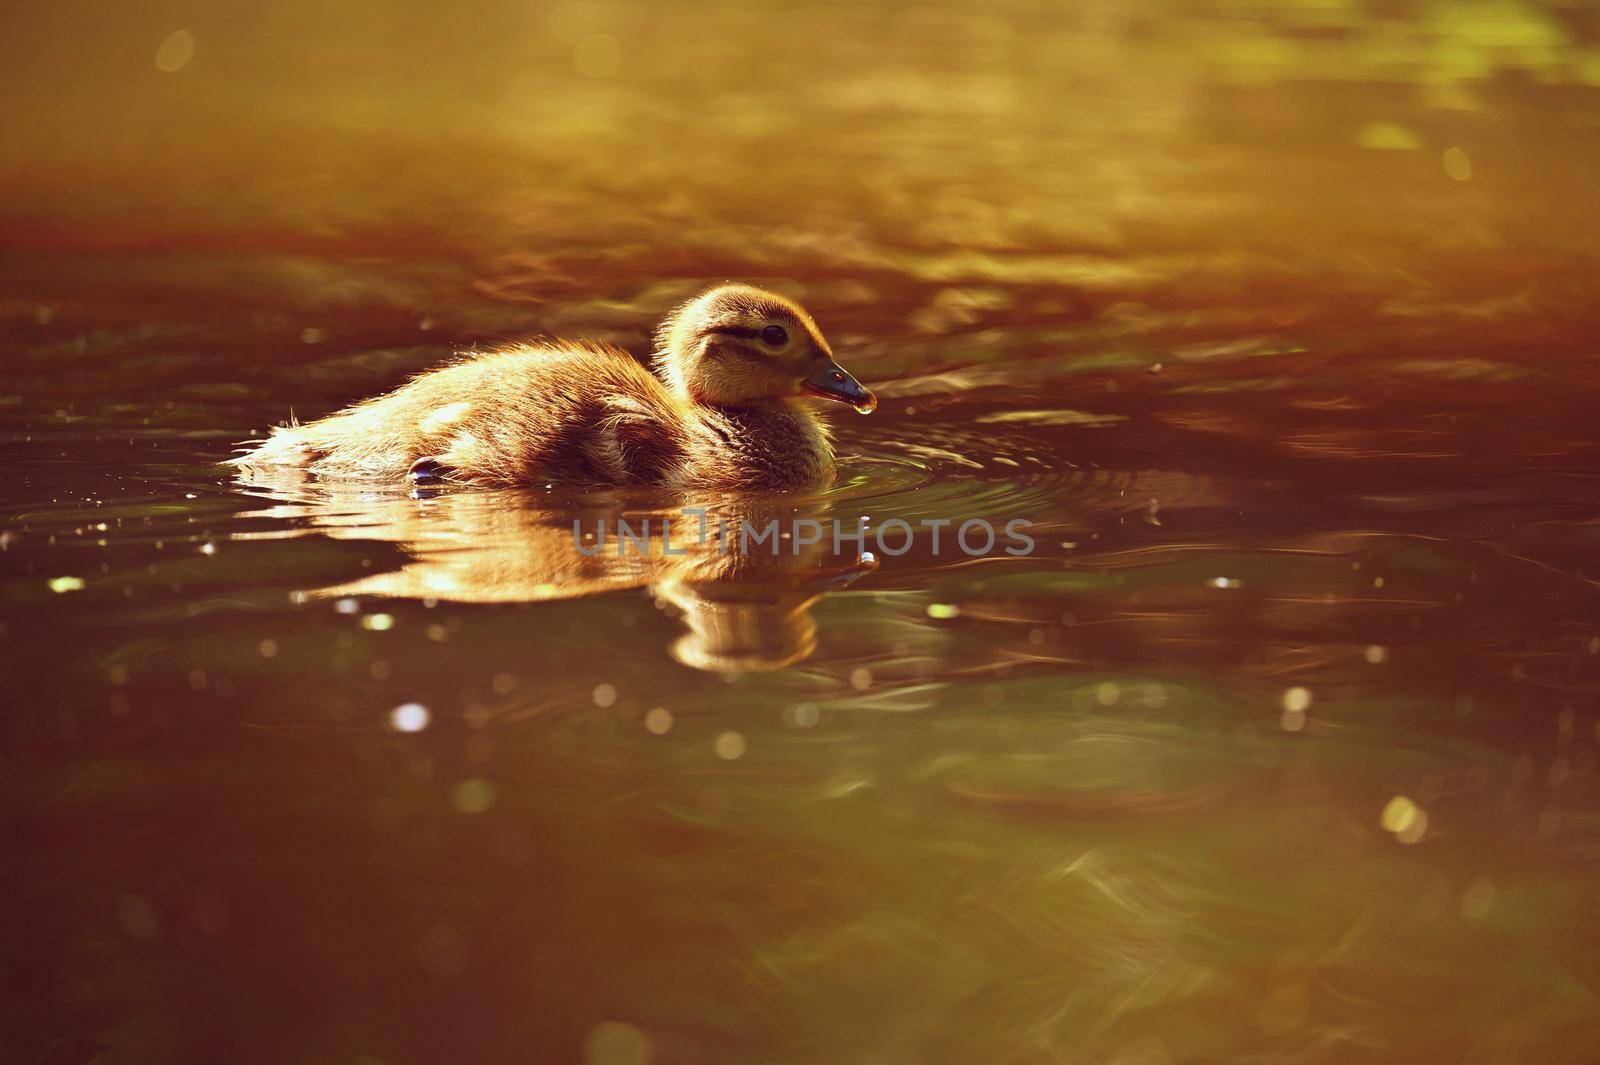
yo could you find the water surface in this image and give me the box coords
[5,2,1600,1063]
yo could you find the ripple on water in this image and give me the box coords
[830,414,1218,533]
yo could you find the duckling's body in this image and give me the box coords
[229,285,874,489]
[235,342,831,488]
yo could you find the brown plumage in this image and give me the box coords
[227,284,876,489]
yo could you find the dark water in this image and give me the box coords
[5,2,1600,1063]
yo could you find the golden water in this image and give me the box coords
[4,2,1600,1063]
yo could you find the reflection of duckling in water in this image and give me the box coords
[233,475,875,672]
[656,561,872,672]
[229,284,877,489]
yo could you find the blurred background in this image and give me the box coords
[4,2,1600,1064]
[6,0,1599,369]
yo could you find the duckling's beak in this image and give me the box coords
[801,361,878,414]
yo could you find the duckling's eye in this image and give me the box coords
[760,324,788,347]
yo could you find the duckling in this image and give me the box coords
[228,284,876,489]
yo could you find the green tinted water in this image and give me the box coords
[4,2,1600,1062]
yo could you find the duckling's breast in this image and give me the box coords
[689,403,834,489]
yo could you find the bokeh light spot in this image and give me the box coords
[714,731,746,760]
[1460,876,1495,920]
[1357,122,1421,150]
[118,893,159,939]
[584,1021,651,1065]
[154,30,195,73]
[453,778,497,813]
[785,702,820,728]
[390,702,430,733]
[1381,795,1427,842]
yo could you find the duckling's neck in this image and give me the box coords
[698,399,834,488]
[706,399,824,444]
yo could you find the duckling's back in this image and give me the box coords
[230,342,695,486]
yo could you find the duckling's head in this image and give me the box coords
[654,284,876,413]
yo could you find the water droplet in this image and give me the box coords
[644,707,673,734]
[714,731,746,760]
